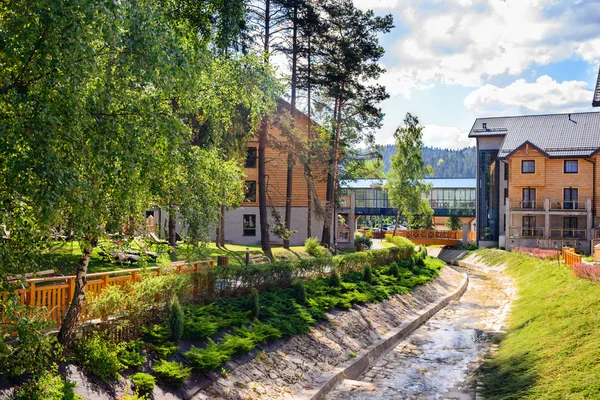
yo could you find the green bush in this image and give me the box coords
[149,341,179,360]
[169,296,185,342]
[354,234,373,248]
[329,269,341,287]
[130,372,155,397]
[363,265,373,284]
[140,324,171,344]
[304,237,330,258]
[14,366,81,400]
[73,333,124,383]
[186,341,232,371]
[293,281,306,305]
[248,288,260,318]
[118,340,146,368]
[388,263,399,278]
[152,359,191,387]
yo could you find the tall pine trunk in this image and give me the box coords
[284,3,299,249]
[168,212,177,247]
[57,237,96,347]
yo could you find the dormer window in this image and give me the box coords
[522,160,535,174]
[564,160,578,174]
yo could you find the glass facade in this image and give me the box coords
[354,188,391,209]
[477,150,500,241]
[425,188,476,215]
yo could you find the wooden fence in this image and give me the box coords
[359,229,476,244]
[562,247,582,268]
[4,260,214,327]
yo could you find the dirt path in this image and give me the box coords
[325,261,515,400]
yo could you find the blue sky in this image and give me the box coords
[351,0,600,148]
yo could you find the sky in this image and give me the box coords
[349,0,600,149]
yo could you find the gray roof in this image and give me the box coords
[469,112,600,158]
[594,66,600,107]
[341,178,475,189]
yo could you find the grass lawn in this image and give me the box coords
[476,249,600,399]
[41,241,311,275]
[379,240,396,249]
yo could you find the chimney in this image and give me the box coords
[482,122,487,130]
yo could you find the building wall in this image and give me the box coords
[221,206,325,247]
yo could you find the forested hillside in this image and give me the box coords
[383,145,476,178]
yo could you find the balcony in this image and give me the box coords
[550,229,587,240]
[510,200,545,211]
[549,200,589,211]
[509,227,545,238]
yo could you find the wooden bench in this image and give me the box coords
[249,254,271,265]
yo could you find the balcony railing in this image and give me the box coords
[550,200,588,211]
[510,200,544,211]
[429,200,476,209]
[509,227,545,238]
[550,229,587,239]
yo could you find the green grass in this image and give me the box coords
[40,241,311,275]
[378,240,396,249]
[476,249,600,399]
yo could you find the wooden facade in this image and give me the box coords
[242,102,328,208]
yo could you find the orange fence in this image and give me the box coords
[357,229,476,245]
[562,247,582,268]
[4,260,214,327]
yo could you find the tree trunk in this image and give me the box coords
[168,212,177,247]
[321,97,339,247]
[323,94,343,248]
[57,238,96,347]
[284,3,299,250]
[219,205,225,247]
[305,34,312,240]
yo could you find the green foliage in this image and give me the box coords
[304,237,330,258]
[73,333,124,383]
[117,340,146,368]
[389,263,399,278]
[141,324,171,344]
[363,266,373,284]
[130,373,155,397]
[169,296,185,342]
[149,342,179,360]
[446,215,462,231]
[293,281,307,305]
[329,269,342,287]
[0,299,62,377]
[354,234,373,248]
[13,366,81,400]
[382,145,476,178]
[186,341,232,371]
[152,360,191,388]
[248,288,260,318]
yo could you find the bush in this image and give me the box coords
[185,341,231,371]
[293,281,306,305]
[169,296,185,342]
[363,265,373,284]
[388,263,399,278]
[73,333,124,383]
[130,372,155,397]
[354,234,373,249]
[365,230,373,238]
[141,324,171,344]
[13,367,80,400]
[304,237,330,258]
[513,247,560,260]
[248,288,260,318]
[152,360,191,387]
[572,263,600,282]
[329,269,341,287]
[118,340,146,368]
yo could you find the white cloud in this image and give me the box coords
[421,125,474,149]
[353,0,402,10]
[379,0,600,97]
[464,75,594,115]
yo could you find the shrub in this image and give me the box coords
[130,372,155,397]
[363,265,373,284]
[149,342,179,360]
[118,340,146,368]
[354,234,372,248]
[73,333,124,383]
[13,366,80,400]
[572,263,600,282]
[248,288,260,318]
[169,296,185,342]
[293,281,306,305]
[513,247,560,260]
[388,263,399,278]
[365,230,373,238]
[186,341,232,371]
[329,269,341,287]
[152,360,191,387]
[304,237,330,258]
[141,324,171,344]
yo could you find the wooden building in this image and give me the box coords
[220,100,329,246]
[469,112,600,253]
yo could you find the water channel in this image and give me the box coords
[326,262,515,400]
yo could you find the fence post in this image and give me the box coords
[131,271,138,284]
[67,277,75,305]
[29,281,36,306]
[103,273,109,289]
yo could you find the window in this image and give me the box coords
[504,164,508,180]
[522,216,537,237]
[564,160,578,174]
[563,217,578,238]
[245,147,257,168]
[244,181,257,202]
[504,188,508,205]
[564,188,578,210]
[243,215,256,236]
[521,160,535,174]
[522,188,536,209]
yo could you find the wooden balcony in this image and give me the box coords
[549,200,589,211]
[509,227,545,238]
[510,199,590,213]
[550,229,587,240]
[510,200,545,211]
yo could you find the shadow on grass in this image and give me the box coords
[479,344,538,399]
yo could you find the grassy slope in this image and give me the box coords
[476,249,600,399]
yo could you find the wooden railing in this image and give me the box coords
[510,200,544,210]
[3,260,214,327]
[510,227,545,238]
[562,247,582,268]
[394,230,463,240]
[550,229,587,239]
